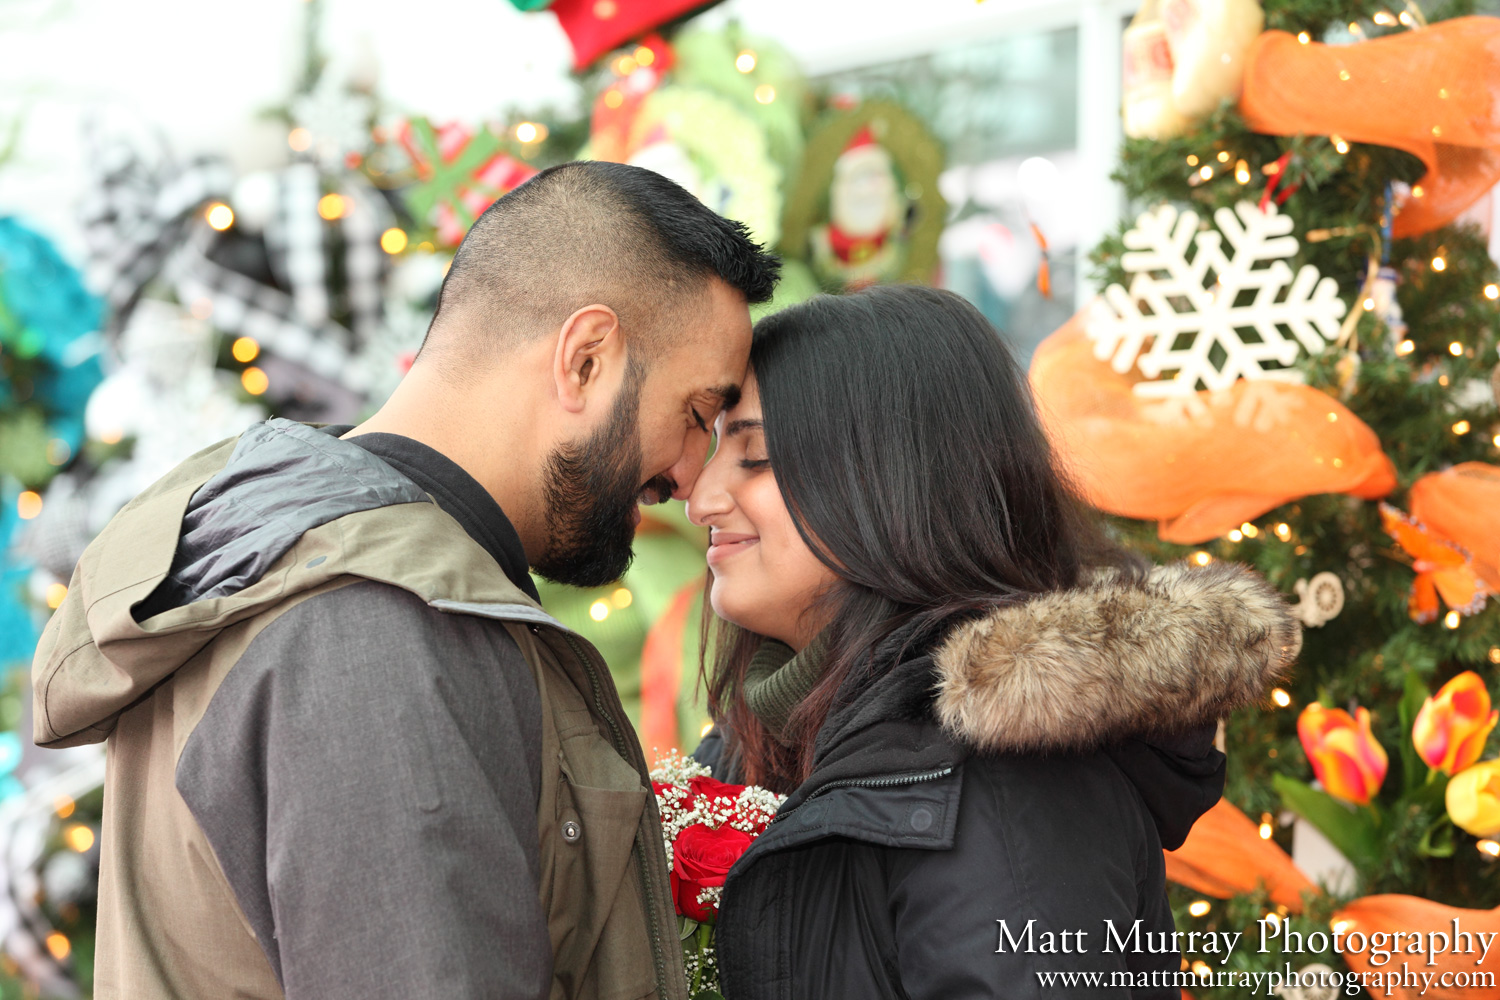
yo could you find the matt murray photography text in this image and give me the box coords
[997,918,1498,968]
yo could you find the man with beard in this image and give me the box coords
[32,161,778,1000]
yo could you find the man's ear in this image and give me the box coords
[553,304,625,415]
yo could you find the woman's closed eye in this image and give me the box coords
[739,458,770,471]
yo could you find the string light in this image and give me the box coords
[1493,433,1500,449]
[603,89,624,109]
[1297,31,1311,43]
[64,824,95,853]
[1362,296,1375,310]
[241,367,269,396]
[205,202,235,231]
[754,84,776,104]
[1339,69,1352,81]
[1265,912,1282,930]
[1399,9,1416,25]
[1241,522,1259,538]
[45,933,69,962]
[1412,184,1425,199]
[700,720,714,737]
[17,491,42,520]
[514,122,547,143]
[1448,341,1464,356]
[611,587,633,609]
[1192,551,1213,566]
[54,796,75,819]
[735,50,758,73]
[1444,610,1461,629]
[1332,135,1350,155]
[1216,150,1231,163]
[1259,813,1274,839]
[1489,647,1500,664]
[1189,900,1212,917]
[99,427,124,445]
[634,45,655,66]
[1275,523,1292,541]
[1395,339,1415,356]
[1192,961,1213,978]
[1485,284,1499,299]
[317,193,346,221]
[1453,420,1471,435]
[1199,165,1214,181]
[45,583,68,609]
[1272,688,1292,707]
[613,54,637,76]
[1186,154,1200,167]
[380,227,408,254]
[287,127,312,152]
[1432,256,1447,271]
[1228,529,1243,542]
[1235,159,1251,184]
[1373,10,1397,24]
[1332,920,1351,934]
[589,600,609,621]
[231,337,260,363]
[1438,374,1450,386]
[1479,839,1500,858]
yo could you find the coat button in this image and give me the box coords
[909,806,934,833]
[562,820,582,843]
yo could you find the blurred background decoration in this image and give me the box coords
[6,0,1500,996]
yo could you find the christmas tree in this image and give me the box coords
[1031,0,1500,993]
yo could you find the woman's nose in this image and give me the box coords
[686,454,732,526]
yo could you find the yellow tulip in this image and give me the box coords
[1298,703,1388,805]
[1412,671,1498,775]
[1446,759,1500,837]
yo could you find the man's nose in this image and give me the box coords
[668,433,713,502]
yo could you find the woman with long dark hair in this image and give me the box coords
[686,285,1300,999]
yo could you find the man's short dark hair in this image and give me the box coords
[421,160,780,366]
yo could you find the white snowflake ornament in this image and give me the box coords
[1089,201,1347,397]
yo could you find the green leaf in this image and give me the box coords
[678,916,700,941]
[1273,773,1382,870]
[690,992,725,1000]
[1398,670,1432,795]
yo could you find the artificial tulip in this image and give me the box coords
[1445,759,1500,837]
[1412,671,1499,775]
[1297,703,1388,806]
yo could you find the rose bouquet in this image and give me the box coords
[649,750,785,998]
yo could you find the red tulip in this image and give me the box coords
[1298,703,1387,805]
[1412,671,1498,775]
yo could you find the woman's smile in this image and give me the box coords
[707,531,759,565]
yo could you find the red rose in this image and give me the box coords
[687,775,744,803]
[651,780,676,797]
[670,822,752,922]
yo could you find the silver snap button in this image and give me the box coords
[909,806,934,833]
[562,820,581,843]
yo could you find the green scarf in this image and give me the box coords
[742,635,829,742]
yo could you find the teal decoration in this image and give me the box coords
[0,730,20,775]
[507,0,554,8]
[0,216,105,488]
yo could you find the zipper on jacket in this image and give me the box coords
[769,766,956,825]
[560,631,670,996]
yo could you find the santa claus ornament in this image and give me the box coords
[781,101,945,292]
[1123,0,1265,139]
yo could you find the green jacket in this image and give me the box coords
[33,419,686,1000]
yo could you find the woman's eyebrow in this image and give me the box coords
[724,418,763,436]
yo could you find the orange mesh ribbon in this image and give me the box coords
[1334,896,1500,998]
[1240,19,1500,238]
[639,578,699,768]
[1165,799,1319,912]
[1029,310,1396,543]
[1410,462,1500,593]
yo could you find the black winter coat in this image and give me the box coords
[695,562,1301,1000]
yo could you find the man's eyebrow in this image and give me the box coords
[724,418,763,436]
[705,384,742,409]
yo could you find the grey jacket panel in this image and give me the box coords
[135,419,430,621]
[175,581,551,1000]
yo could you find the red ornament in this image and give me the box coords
[551,0,715,70]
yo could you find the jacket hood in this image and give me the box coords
[932,560,1301,754]
[33,419,534,748]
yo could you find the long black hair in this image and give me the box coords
[704,285,1138,791]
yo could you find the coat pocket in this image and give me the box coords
[549,730,656,1000]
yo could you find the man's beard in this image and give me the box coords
[534,367,675,588]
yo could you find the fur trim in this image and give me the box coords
[932,562,1301,753]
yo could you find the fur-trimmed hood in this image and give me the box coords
[932,561,1300,754]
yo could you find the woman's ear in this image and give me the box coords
[553,304,624,414]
